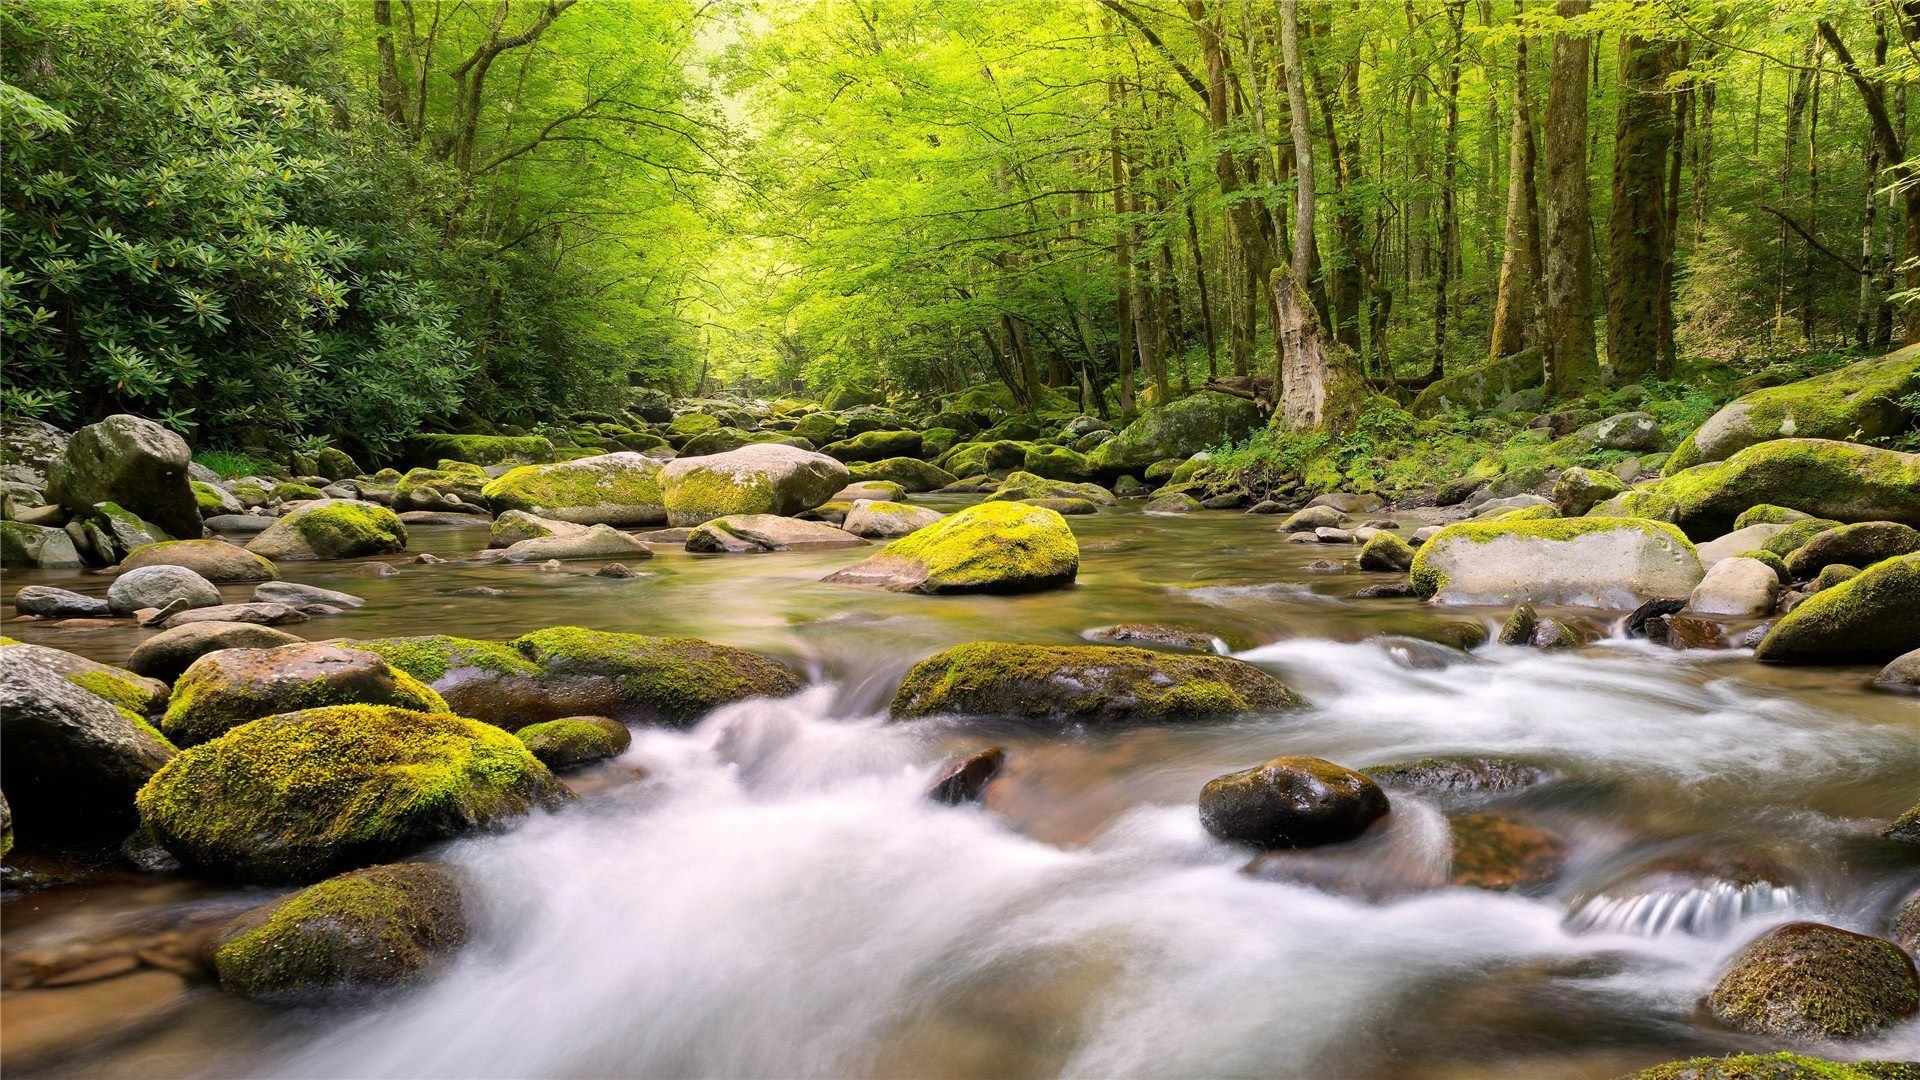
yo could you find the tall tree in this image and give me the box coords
[1541,0,1599,397]
[1606,34,1674,381]
[1490,0,1542,359]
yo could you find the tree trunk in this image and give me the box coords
[1541,0,1599,398]
[1605,34,1672,383]
[1272,266,1354,432]
[1819,16,1920,343]
[373,0,408,126]
[1184,202,1220,377]
[1433,0,1465,377]
[1191,0,1267,376]
[1490,0,1539,360]
[1657,41,1689,375]
[1108,63,1136,411]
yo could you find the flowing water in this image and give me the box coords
[4,499,1918,1078]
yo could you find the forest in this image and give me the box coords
[3,4,1920,1079]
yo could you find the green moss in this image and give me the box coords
[1756,553,1920,663]
[1811,563,1862,591]
[878,500,1079,594]
[347,635,538,685]
[660,466,775,524]
[64,667,160,716]
[667,412,722,438]
[1762,518,1842,557]
[821,429,922,461]
[891,641,1303,721]
[270,482,326,502]
[1734,504,1814,528]
[513,716,630,770]
[192,481,231,514]
[292,501,407,556]
[483,457,665,523]
[1658,438,1920,539]
[135,704,569,883]
[983,471,1114,506]
[1628,1053,1920,1080]
[209,862,466,999]
[845,457,956,492]
[1705,921,1919,1040]
[1679,351,1920,467]
[1492,503,1559,522]
[1357,531,1416,571]
[161,650,448,748]
[411,434,553,467]
[395,467,486,505]
[1734,548,1792,583]
[1021,444,1093,481]
[512,626,801,726]
[937,440,1029,478]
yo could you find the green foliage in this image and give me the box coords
[193,449,270,479]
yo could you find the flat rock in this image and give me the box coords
[158,602,309,629]
[685,514,866,553]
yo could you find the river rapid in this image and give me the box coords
[4,498,1918,1078]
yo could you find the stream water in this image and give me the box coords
[4,498,1918,1078]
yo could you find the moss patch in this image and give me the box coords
[512,626,801,726]
[514,716,631,770]
[891,641,1303,722]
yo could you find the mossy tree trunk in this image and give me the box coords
[1606,34,1674,383]
[1541,0,1600,398]
[1490,0,1542,361]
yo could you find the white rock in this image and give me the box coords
[1687,557,1780,618]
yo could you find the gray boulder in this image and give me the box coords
[0,416,69,487]
[13,585,110,618]
[1590,411,1662,451]
[685,514,867,553]
[0,521,83,568]
[1695,523,1789,567]
[46,414,201,541]
[107,565,222,616]
[498,524,653,563]
[1411,518,1704,609]
[1687,557,1780,618]
[660,444,849,527]
[842,500,945,539]
[159,602,309,629]
[1874,649,1920,694]
[252,581,367,609]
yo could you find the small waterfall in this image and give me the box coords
[1566,880,1799,938]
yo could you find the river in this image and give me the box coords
[4,498,1917,1077]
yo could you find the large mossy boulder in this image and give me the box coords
[938,439,1030,478]
[246,500,408,561]
[136,704,570,883]
[659,444,848,527]
[160,643,449,748]
[344,635,545,722]
[392,465,486,511]
[845,457,956,493]
[1086,392,1264,475]
[820,429,922,462]
[1668,349,1920,471]
[983,471,1116,506]
[1658,439,1920,539]
[1753,553,1920,664]
[842,499,945,539]
[824,500,1078,594]
[1410,348,1543,418]
[1705,922,1918,1041]
[890,641,1303,722]
[789,412,844,445]
[1199,756,1387,849]
[1410,518,1703,608]
[1022,444,1093,481]
[0,645,176,846]
[1627,1055,1920,1080]
[407,434,553,468]
[119,538,277,582]
[480,452,667,527]
[46,414,201,541]
[207,862,468,1001]
[1781,521,1920,578]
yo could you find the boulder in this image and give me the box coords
[659,444,848,527]
[890,641,1302,722]
[1411,518,1704,608]
[136,704,569,883]
[207,862,468,1000]
[1551,467,1625,516]
[1625,1054,1920,1080]
[498,524,653,563]
[1754,553,1920,663]
[1694,523,1790,567]
[1362,756,1559,794]
[845,457,956,493]
[1874,649,1920,694]
[488,509,586,548]
[1687,557,1781,618]
[251,581,366,609]
[1659,439,1920,539]
[513,715,630,770]
[1086,392,1264,474]
[1670,349,1920,470]
[1357,532,1415,572]
[1021,444,1093,481]
[124,621,306,682]
[839,500,946,539]
[0,646,175,845]
[45,415,200,541]
[824,501,1077,595]
[938,440,1029,478]
[246,500,408,561]
[12,585,109,619]
[203,514,276,534]
[1591,411,1663,451]
[1198,756,1388,848]
[1782,521,1920,579]
[1279,505,1347,532]
[983,471,1116,506]
[1410,348,1542,417]
[106,564,221,615]
[831,480,906,503]
[508,626,802,726]
[480,453,666,527]
[1,640,169,719]
[1705,922,1918,1040]
[119,539,276,582]
[1308,492,1386,514]
[0,521,83,568]
[0,415,69,487]
[820,429,922,462]
[684,514,865,553]
[159,643,448,747]
[159,601,308,629]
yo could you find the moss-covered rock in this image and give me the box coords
[841,499,945,539]
[1761,518,1843,558]
[1705,922,1918,1040]
[1669,349,1920,471]
[120,538,276,582]
[161,643,449,748]
[208,862,468,1000]
[684,514,865,553]
[937,439,1030,478]
[2,639,170,718]
[825,500,1078,594]
[124,620,306,682]
[789,412,844,445]
[193,480,241,516]
[0,520,83,568]
[1086,392,1264,475]
[1410,517,1703,608]
[246,500,407,561]
[1628,1054,1920,1080]
[665,412,722,441]
[46,414,202,541]
[1782,521,1920,578]
[1410,348,1543,418]
[659,444,848,527]
[481,453,667,527]
[1658,439,1920,539]
[270,482,326,503]
[488,509,584,548]
[512,626,802,726]
[845,457,956,493]
[391,467,485,513]
[1021,444,1093,481]
[1735,504,1817,528]
[1199,756,1386,848]
[1357,531,1415,572]
[1754,553,1920,663]
[408,434,553,467]
[136,704,569,883]
[1810,563,1862,591]
[513,716,630,770]
[1551,466,1626,516]
[891,641,1303,722]
[920,427,960,458]
[820,429,922,462]
[1587,488,1680,522]
[983,471,1116,506]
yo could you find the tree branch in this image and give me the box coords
[1759,204,1862,274]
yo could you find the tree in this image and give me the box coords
[1541,0,1600,398]
[1606,33,1674,381]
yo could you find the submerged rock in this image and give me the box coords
[1362,756,1559,794]
[1082,623,1221,652]
[1705,922,1918,1041]
[892,641,1302,724]
[498,523,653,563]
[252,580,367,609]
[685,514,865,553]
[207,862,468,1000]
[514,715,631,770]
[926,747,1006,805]
[160,643,448,747]
[1445,812,1566,890]
[1199,756,1388,849]
[825,501,1077,595]
[1410,517,1703,609]
[1565,850,1797,938]
[246,500,408,561]
[136,704,570,883]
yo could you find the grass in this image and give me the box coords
[194,448,270,479]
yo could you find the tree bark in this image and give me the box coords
[1190,0,1266,376]
[1433,0,1465,376]
[1657,41,1689,374]
[1541,0,1599,398]
[1818,17,1920,343]
[1108,63,1136,411]
[1605,34,1672,383]
[1490,0,1539,360]
[373,1,408,126]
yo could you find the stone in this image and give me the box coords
[0,646,175,846]
[498,524,653,563]
[203,514,276,534]
[1085,392,1265,474]
[1362,756,1559,794]
[501,626,802,727]
[207,862,468,1000]
[1551,466,1625,516]
[594,563,639,579]
[159,643,448,747]
[158,602,308,629]
[1670,349,1920,469]
[106,565,221,616]
[1497,603,1538,645]
[0,415,69,487]
[1687,557,1781,618]
[46,415,200,541]
[488,509,587,548]
[820,429,922,462]
[1411,348,1543,417]
[251,581,367,609]
[1530,617,1581,649]
[831,480,906,503]
[1694,523,1789,567]
[123,621,306,682]
[0,521,83,568]
[685,514,866,553]
[119,538,276,582]
[1083,623,1220,652]
[513,715,631,770]
[12,585,109,618]
[659,444,848,527]
[1314,527,1355,543]
[1873,649,1920,694]
[409,434,553,468]
[0,970,190,1074]
[890,641,1302,723]
[480,452,667,526]
[1199,756,1388,849]
[1591,411,1663,451]
[1811,563,1862,591]
[1447,812,1566,890]
[136,704,570,883]
[1782,521,1920,579]
[841,500,945,539]
[1624,1054,1920,1079]
[1659,439,1920,539]
[927,747,1006,805]
[1705,922,1918,1040]
[1143,492,1202,513]
[1411,518,1704,609]
[1754,553,1920,664]
[983,471,1116,506]
[824,501,1078,595]
[246,500,408,561]
[1279,505,1346,532]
